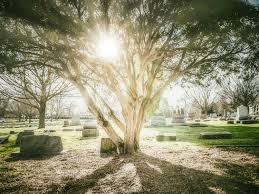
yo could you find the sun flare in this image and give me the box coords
[96,33,120,60]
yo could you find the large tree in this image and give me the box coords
[1,0,259,153]
[0,66,69,128]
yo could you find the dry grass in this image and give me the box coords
[0,134,258,194]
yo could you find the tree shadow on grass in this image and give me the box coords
[49,152,259,194]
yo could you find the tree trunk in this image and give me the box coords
[38,101,46,129]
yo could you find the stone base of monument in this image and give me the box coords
[63,120,69,127]
[0,135,9,144]
[20,135,63,156]
[82,128,99,137]
[189,123,208,127]
[16,130,35,145]
[62,128,74,132]
[44,129,56,133]
[156,133,176,141]
[195,119,201,122]
[227,120,234,124]
[240,120,258,124]
[200,132,232,139]
[75,128,83,131]
[100,138,117,153]
[83,124,97,129]
[172,116,185,124]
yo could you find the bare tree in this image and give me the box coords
[184,83,218,115]
[48,96,65,121]
[218,73,259,110]
[0,66,69,128]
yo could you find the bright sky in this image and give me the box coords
[163,85,186,108]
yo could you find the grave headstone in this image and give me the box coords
[189,123,208,127]
[150,116,166,126]
[82,128,99,137]
[16,131,34,145]
[20,135,63,155]
[172,115,185,123]
[63,120,69,127]
[156,133,176,141]
[0,135,9,144]
[236,105,249,120]
[70,113,81,126]
[100,138,117,153]
[62,128,74,132]
[240,120,257,124]
[200,132,232,139]
[227,120,234,124]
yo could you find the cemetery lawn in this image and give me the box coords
[149,122,259,146]
[0,122,259,193]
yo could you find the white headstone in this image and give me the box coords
[236,105,249,120]
[70,113,81,126]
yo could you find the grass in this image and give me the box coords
[149,121,259,146]
[1,121,259,157]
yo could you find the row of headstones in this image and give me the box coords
[11,128,233,156]
[156,131,232,141]
[12,128,115,156]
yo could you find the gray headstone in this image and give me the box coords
[240,120,257,124]
[100,138,117,153]
[70,113,81,126]
[150,116,166,126]
[156,133,176,141]
[200,132,232,139]
[82,128,99,137]
[20,135,63,155]
[236,105,249,120]
[63,120,69,127]
[172,116,185,123]
[16,131,34,145]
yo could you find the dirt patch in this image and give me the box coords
[0,139,258,194]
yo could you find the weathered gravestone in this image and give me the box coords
[227,120,234,124]
[240,120,257,124]
[156,133,176,141]
[189,123,208,127]
[0,135,9,144]
[44,129,56,133]
[63,120,69,127]
[16,130,34,145]
[70,113,81,126]
[20,135,63,155]
[172,116,185,123]
[200,132,232,139]
[236,105,249,120]
[100,138,117,153]
[62,128,74,132]
[150,116,166,126]
[82,128,99,137]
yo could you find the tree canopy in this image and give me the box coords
[1,0,259,153]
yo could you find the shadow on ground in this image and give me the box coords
[47,152,259,194]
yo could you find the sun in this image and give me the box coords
[96,33,120,60]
